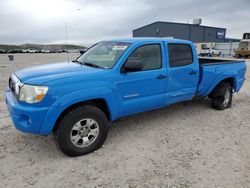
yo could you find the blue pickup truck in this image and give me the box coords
[5,38,246,156]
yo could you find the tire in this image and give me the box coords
[211,82,233,110]
[235,54,240,58]
[54,105,109,157]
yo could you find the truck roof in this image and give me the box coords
[103,37,191,44]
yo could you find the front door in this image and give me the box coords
[116,43,167,116]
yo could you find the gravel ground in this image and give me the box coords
[0,53,249,188]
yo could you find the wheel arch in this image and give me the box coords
[209,77,236,97]
[39,87,119,135]
[52,98,112,133]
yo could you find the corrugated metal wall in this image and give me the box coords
[215,42,239,56]
[133,22,226,43]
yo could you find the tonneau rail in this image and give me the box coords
[199,57,244,65]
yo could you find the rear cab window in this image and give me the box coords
[168,44,193,67]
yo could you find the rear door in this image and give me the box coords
[116,42,167,116]
[166,43,199,105]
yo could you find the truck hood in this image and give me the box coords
[15,62,104,85]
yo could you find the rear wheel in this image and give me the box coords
[235,54,240,58]
[211,82,233,110]
[54,105,109,157]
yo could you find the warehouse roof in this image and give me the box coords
[133,21,226,31]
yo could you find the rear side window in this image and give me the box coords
[126,44,162,71]
[168,44,193,67]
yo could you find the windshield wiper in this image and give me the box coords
[83,62,105,69]
[72,60,106,69]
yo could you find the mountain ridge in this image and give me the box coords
[0,43,87,51]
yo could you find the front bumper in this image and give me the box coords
[5,89,50,134]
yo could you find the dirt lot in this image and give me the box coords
[0,53,249,188]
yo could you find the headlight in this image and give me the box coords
[19,84,48,104]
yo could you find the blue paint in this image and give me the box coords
[5,38,247,135]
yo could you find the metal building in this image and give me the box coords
[133,21,226,43]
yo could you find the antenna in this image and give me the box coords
[65,20,69,63]
[64,0,70,63]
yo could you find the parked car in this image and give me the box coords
[0,49,6,53]
[200,48,222,57]
[7,49,23,53]
[22,48,38,53]
[49,49,63,53]
[41,49,51,53]
[79,48,88,55]
[5,38,246,156]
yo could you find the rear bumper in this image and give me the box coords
[5,89,50,134]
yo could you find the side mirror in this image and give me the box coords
[122,60,143,73]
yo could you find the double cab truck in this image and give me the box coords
[5,38,246,156]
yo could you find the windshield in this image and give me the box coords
[239,41,249,49]
[77,42,130,68]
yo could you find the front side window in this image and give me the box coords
[77,42,130,68]
[168,44,193,67]
[125,44,162,71]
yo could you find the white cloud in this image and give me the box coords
[0,0,249,45]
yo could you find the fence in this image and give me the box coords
[214,42,239,57]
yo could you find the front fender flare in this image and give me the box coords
[39,87,118,135]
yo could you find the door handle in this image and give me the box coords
[189,71,197,75]
[156,74,166,79]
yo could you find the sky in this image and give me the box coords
[0,0,249,46]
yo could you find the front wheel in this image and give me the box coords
[54,105,109,157]
[211,82,233,110]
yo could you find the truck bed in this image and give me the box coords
[198,57,242,65]
[197,58,246,97]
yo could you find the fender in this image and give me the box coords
[39,87,118,135]
[204,73,237,96]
